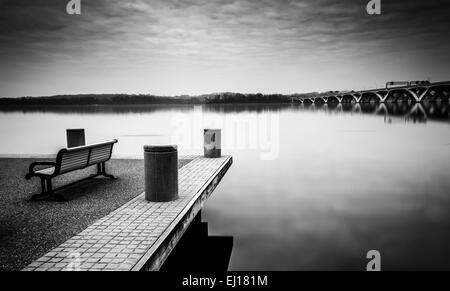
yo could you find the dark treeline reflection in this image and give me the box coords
[202,103,293,113]
[0,102,448,122]
[0,93,292,105]
[0,103,294,114]
[0,104,196,114]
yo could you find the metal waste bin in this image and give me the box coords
[66,129,85,148]
[144,145,178,202]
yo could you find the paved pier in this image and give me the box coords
[23,156,232,271]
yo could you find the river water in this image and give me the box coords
[0,102,449,270]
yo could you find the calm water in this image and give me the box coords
[1,103,449,270]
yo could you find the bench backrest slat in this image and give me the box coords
[55,140,118,175]
[60,149,90,174]
[87,144,114,166]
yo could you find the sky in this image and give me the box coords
[0,0,450,97]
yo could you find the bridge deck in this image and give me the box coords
[22,155,232,271]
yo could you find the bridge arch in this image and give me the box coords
[360,92,382,103]
[384,89,417,103]
[327,96,341,103]
[408,87,428,101]
[314,96,326,104]
[420,85,450,103]
[302,98,315,105]
[341,94,358,103]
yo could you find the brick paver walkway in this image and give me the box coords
[23,156,232,271]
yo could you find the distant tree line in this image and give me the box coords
[0,92,306,106]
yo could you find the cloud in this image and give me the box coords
[0,0,449,96]
[2,0,448,57]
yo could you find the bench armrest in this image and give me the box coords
[26,162,56,179]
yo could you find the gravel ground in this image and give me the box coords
[0,158,192,271]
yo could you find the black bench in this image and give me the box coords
[25,139,118,201]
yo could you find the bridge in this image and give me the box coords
[292,81,450,104]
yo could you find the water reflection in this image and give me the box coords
[1,102,448,122]
[301,102,449,123]
[0,102,449,270]
[0,105,195,115]
[161,211,234,271]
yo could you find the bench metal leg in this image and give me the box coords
[30,177,66,201]
[46,178,66,201]
[46,178,52,194]
[98,162,115,180]
[41,178,46,194]
[96,164,102,176]
[29,162,115,201]
[30,177,49,201]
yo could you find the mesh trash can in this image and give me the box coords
[144,145,178,202]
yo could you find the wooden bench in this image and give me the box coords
[25,139,118,201]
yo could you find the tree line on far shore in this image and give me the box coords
[0,92,321,106]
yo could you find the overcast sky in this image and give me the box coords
[0,0,449,97]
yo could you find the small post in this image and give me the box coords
[66,129,85,148]
[144,145,178,202]
[204,129,221,158]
